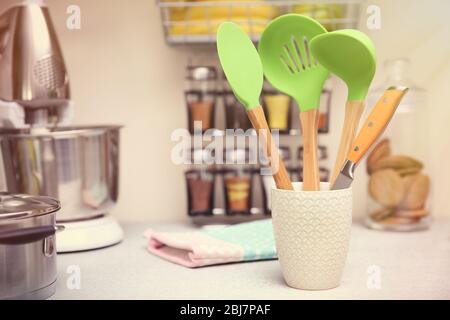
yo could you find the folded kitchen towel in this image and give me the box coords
[144,219,276,268]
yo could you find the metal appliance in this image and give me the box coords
[0,125,124,252]
[0,0,123,252]
[0,193,62,300]
[0,0,70,107]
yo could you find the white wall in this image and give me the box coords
[47,0,190,222]
[46,0,450,222]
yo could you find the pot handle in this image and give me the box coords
[0,225,57,245]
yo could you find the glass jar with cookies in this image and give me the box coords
[365,58,430,231]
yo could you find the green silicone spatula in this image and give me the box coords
[310,29,376,186]
[258,14,329,191]
[217,22,293,191]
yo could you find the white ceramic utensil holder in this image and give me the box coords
[271,182,352,290]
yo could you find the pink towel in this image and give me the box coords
[144,229,245,268]
[144,220,277,268]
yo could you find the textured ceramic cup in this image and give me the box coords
[271,182,352,290]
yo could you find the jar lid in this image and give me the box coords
[0,193,60,220]
[187,66,217,81]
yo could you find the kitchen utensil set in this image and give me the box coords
[217,14,408,192]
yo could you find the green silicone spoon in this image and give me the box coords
[217,22,293,190]
[258,14,329,191]
[217,22,263,110]
[310,29,376,185]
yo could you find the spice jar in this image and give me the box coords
[185,66,217,134]
[222,148,252,215]
[224,170,252,215]
[365,58,431,231]
[185,170,215,216]
[263,92,292,133]
[185,148,216,216]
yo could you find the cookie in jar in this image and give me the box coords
[366,139,431,231]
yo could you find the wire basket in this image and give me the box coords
[158,0,363,44]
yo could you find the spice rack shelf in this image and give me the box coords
[157,0,363,45]
[200,128,301,137]
[183,64,332,224]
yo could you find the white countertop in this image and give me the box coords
[52,219,450,300]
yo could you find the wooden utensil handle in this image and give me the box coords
[348,87,408,164]
[330,100,365,185]
[247,106,293,191]
[300,109,320,191]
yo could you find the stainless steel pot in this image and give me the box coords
[0,193,62,300]
[0,125,121,222]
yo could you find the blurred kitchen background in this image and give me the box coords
[24,0,450,222]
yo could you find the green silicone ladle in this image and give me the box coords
[310,29,376,101]
[310,29,377,185]
[258,14,329,191]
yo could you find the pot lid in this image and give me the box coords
[0,193,60,220]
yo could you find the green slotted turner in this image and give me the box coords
[310,29,376,185]
[258,14,329,191]
[217,22,293,190]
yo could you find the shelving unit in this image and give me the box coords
[157,0,363,45]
